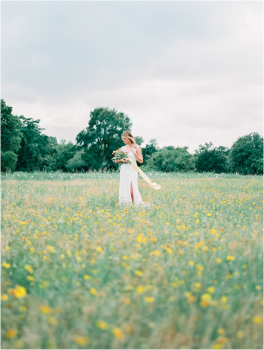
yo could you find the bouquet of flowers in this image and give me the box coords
[111,148,130,163]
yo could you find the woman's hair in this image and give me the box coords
[121,130,137,147]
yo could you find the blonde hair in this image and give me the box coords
[121,130,137,148]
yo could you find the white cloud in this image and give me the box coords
[2,1,263,153]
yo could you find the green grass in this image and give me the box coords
[1,172,263,349]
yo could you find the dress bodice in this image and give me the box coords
[121,147,136,162]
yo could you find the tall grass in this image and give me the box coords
[1,173,263,349]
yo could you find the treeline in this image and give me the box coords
[1,99,263,174]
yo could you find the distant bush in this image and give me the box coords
[146,146,195,172]
[194,143,230,173]
[66,150,86,171]
[1,151,18,171]
[230,133,263,175]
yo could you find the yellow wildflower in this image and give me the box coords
[196,264,204,271]
[19,306,27,312]
[40,305,51,314]
[217,328,225,335]
[96,246,103,253]
[46,245,55,253]
[2,262,10,268]
[113,327,124,339]
[73,335,89,346]
[6,329,17,338]
[24,265,33,274]
[150,250,161,256]
[135,270,143,276]
[221,296,228,303]
[136,286,145,294]
[236,331,244,338]
[201,293,212,302]
[90,288,97,296]
[14,286,27,298]
[144,297,155,303]
[252,316,262,323]
[48,316,58,325]
[226,255,235,261]
[97,321,109,330]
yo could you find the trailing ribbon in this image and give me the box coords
[127,158,161,190]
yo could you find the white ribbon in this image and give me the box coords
[127,158,161,190]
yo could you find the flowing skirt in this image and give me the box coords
[119,162,143,207]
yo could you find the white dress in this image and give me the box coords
[118,147,144,207]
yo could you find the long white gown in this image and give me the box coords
[118,147,144,207]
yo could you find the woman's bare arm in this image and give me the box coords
[115,159,127,164]
[132,145,143,164]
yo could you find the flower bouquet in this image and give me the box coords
[111,148,130,163]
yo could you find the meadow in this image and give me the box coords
[1,171,263,349]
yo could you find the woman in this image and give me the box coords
[115,130,146,206]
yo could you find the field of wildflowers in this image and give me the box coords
[1,172,263,349]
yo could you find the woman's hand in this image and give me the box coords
[114,158,127,164]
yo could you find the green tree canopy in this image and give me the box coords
[66,149,86,171]
[16,116,58,171]
[194,142,230,173]
[134,136,144,146]
[147,146,195,172]
[55,139,78,172]
[76,107,132,170]
[140,138,159,166]
[1,99,22,153]
[230,133,263,174]
[1,99,22,171]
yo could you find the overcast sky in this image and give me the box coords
[2,1,263,152]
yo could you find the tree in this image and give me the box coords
[1,99,22,171]
[16,116,58,171]
[194,142,230,173]
[66,149,86,171]
[140,139,159,166]
[41,136,59,171]
[76,107,132,170]
[229,133,263,174]
[147,147,195,172]
[1,151,18,172]
[55,139,78,171]
[135,136,144,146]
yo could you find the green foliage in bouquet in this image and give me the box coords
[111,149,130,163]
